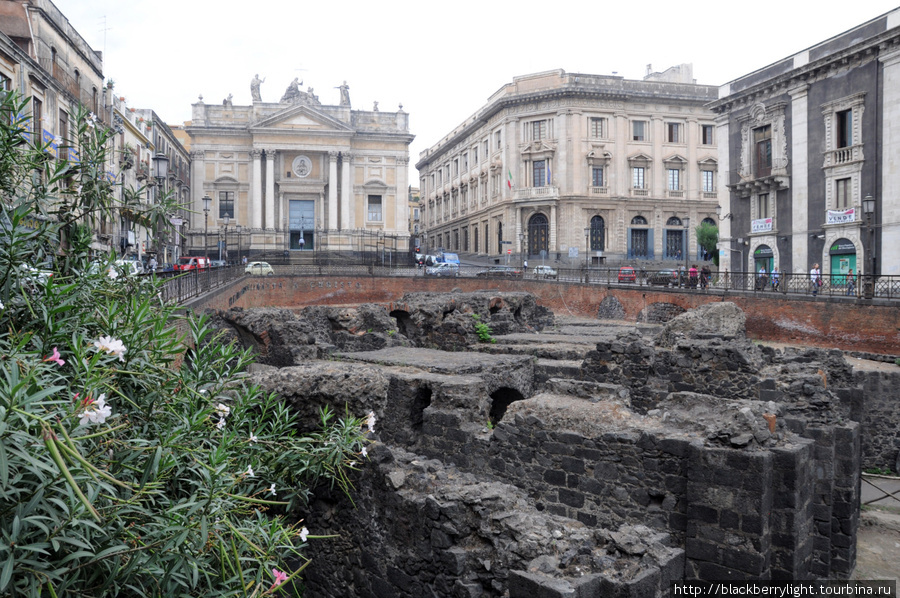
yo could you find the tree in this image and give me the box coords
[696,221,719,266]
[0,92,368,597]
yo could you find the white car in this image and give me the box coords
[532,265,558,279]
[245,261,274,276]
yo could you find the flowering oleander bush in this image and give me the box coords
[0,92,369,596]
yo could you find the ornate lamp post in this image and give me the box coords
[153,153,168,262]
[202,194,211,259]
[863,194,876,299]
[236,224,242,265]
[222,214,230,263]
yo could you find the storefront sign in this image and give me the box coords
[826,208,856,225]
[751,218,773,233]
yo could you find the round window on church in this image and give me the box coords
[292,156,312,178]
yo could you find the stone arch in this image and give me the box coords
[489,387,525,427]
[598,296,625,320]
[637,302,686,324]
[389,309,414,339]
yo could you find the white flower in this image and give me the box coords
[249,432,258,443]
[361,446,368,458]
[269,483,276,496]
[93,335,127,362]
[0,300,4,310]
[106,267,118,280]
[349,461,357,467]
[87,112,97,128]
[245,465,254,478]
[78,394,112,426]
[299,526,309,542]
[215,403,230,418]
[216,418,226,430]
[366,411,376,433]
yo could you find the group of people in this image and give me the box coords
[679,264,712,289]
[756,266,780,291]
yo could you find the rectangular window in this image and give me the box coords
[701,124,715,145]
[701,170,715,193]
[531,120,547,141]
[484,140,488,156]
[32,98,42,137]
[436,170,442,186]
[632,167,645,189]
[413,207,420,221]
[756,193,769,219]
[667,168,681,190]
[837,109,852,148]
[473,146,478,164]
[367,195,383,221]
[666,122,681,143]
[219,191,234,219]
[452,159,458,177]
[835,178,850,208]
[590,117,605,139]
[58,110,68,160]
[495,130,502,149]
[533,160,546,187]
[632,120,647,141]
[592,167,604,187]
[462,153,468,171]
[754,125,772,177]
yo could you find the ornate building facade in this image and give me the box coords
[416,67,719,264]
[185,80,414,259]
[710,8,900,280]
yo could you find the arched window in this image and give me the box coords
[590,215,605,251]
[527,213,549,256]
[702,217,716,226]
[666,216,683,227]
[631,215,648,226]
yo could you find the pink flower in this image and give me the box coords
[269,568,288,590]
[43,347,65,366]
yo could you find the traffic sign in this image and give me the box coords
[507,249,512,254]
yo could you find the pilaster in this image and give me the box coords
[328,152,338,230]
[341,152,353,229]
[265,151,275,229]
[789,84,809,274]
[250,149,262,229]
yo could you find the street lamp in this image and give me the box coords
[863,194,876,299]
[202,194,211,259]
[683,217,691,285]
[222,214,230,263]
[236,224,242,265]
[153,153,169,263]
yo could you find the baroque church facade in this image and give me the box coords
[416,67,719,264]
[185,78,414,259]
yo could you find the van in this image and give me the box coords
[174,256,211,272]
[425,262,459,277]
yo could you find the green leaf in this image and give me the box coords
[0,555,13,591]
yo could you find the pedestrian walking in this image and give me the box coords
[771,267,779,291]
[810,263,821,296]
[846,268,856,296]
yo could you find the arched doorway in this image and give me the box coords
[590,215,605,251]
[664,216,684,260]
[753,245,774,289]
[629,215,652,259]
[829,238,857,284]
[527,213,549,257]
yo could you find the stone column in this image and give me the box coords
[190,149,205,224]
[879,48,900,277]
[250,149,262,229]
[515,206,523,253]
[341,152,353,229]
[550,203,557,252]
[328,152,338,230]
[714,114,732,272]
[788,84,809,275]
[397,156,410,238]
[265,151,275,229]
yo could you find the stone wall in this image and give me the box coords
[848,371,900,472]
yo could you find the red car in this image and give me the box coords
[618,266,636,283]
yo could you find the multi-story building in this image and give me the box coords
[185,80,414,259]
[0,0,110,251]
[710,9,900,282]
[408,185,421,251]
[416,67,719,265]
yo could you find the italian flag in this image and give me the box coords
[507,168,514,189]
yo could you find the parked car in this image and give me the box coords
[112,259,144,277]
[174,256,211,272]
[210,260,227,268]
[532,265,558,279]
[245,261,274,276]
[425,262,459,277]
[648,269,681,287]
[475,266,521,277]
[617,266,637,283]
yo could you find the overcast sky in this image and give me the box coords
[53,0,900,182]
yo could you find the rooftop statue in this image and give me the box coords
[250,74,265,102]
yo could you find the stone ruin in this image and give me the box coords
[207,292,896,596]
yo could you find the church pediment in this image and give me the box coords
[250,105,353,134]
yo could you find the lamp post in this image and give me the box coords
[222,214,230,263]
[683,217,691,286]
[863,194,876,299]
[153,153,168,263]
[202,194,211,259]
[236,224,242,265]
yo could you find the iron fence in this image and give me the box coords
[155,262,900,305]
